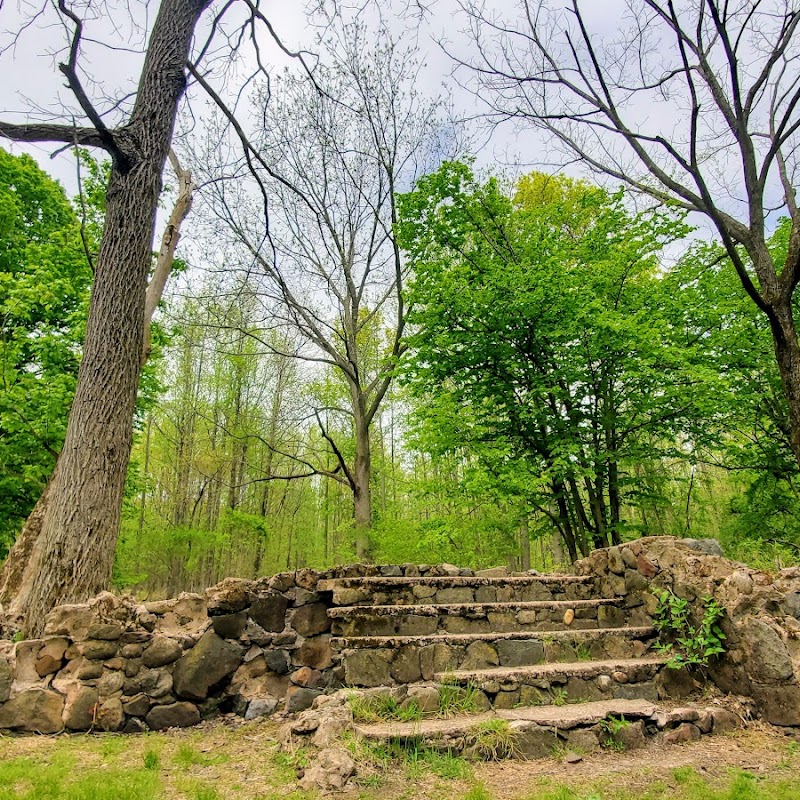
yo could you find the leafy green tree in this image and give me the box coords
[0,149,92,554]
[397,162,709,559]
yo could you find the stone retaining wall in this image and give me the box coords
[0,563,486,734]
[3,537,800,733]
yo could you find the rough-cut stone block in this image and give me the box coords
[137,668,173,698]
[87,623,122,640]
[206,578,252,616]
[80,640,119,660]
[141,636,183,668]
[291,603,330,637]
[420,643,459,680]
[344,651,391,687]
[497,640,544,668]
[743,619,794,683]
[0,689,64,733]
[146,701,201,730]
[245,696,279,719]
[63,685,98,730]
[0,658,12,703]
[286,686,322,713]
[173,631,243,700]
[291,667,324,689]
[461,641,499,671]
[297,636,333,670]
[436,588,474,604]
[211,612,248,640]
[390,645,422,683]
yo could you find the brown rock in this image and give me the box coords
[637,554,659,578]
[142,636,183,668]
[743,618,794,683]
[249,592,290,632]
[123,693,151,717]
[87,623,122,641]
[461,641,499,671]
[752,684,800,726]
[291,667,324,689]
[97,670,126,697]
[35,654,62,677]
[206,577,252,615]
[80,640,119,660]
[63,685,98,731]
[96,698,124,732]
[121,644,143,658]
[711,708,740,733]
[291,603,331,637]
[297,636,333,670]
[663,722,701,744]
[146,701,201,730]
[0,689,64,733]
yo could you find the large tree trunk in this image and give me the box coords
[768,298,800,467]
[15,0,209,637]
[353,412,373,561]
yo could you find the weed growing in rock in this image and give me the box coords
[467,719,519,760]
[348,693,423,723]
[653,589,726,670]
[438,679,482,717]
[550,687,569,706]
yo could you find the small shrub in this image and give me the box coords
[550,688,569,707]
[653,589,726,670]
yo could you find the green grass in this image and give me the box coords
[466,719,519,760]
[437,679,482,717]
[348,693,423,723]
[172,742,227,769]
[523,768,800,800]
[0,754,160,800]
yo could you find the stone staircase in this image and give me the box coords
[313,569,739,757]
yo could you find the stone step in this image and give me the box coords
[337,627,656,681]
[330,598,651,638]
[433,657,667,707]
[332,625,656,649]
[319,574,595,606]
[352,698,739,759]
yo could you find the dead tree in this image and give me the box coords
[454,0,800,465]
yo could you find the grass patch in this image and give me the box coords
[438,679,482,718]
[0,755,160,800]
[466,719,519,760]
[348,693,423,723]
[172,742,227,769]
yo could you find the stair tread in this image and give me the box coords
[328,598,619,618]
[332,625,656,648]
[319,574,591,591]
[435,656,667,683]
[354,698,660,739]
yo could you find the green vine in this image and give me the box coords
[652,588,726,669]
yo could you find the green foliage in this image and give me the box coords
[142,750,159,770]
[653,589,726,669]
[397,161,715,559]
[0,149,93,553]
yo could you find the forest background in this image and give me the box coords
[2,2,798,600]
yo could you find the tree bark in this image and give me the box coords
[353,410,373,561]
[767,298,800,465]
[16,0,209,637]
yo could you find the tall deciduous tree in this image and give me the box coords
[197,23,442,558]
[0,0,213,635]
[398,163,710,559]
[454,0,800,466]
